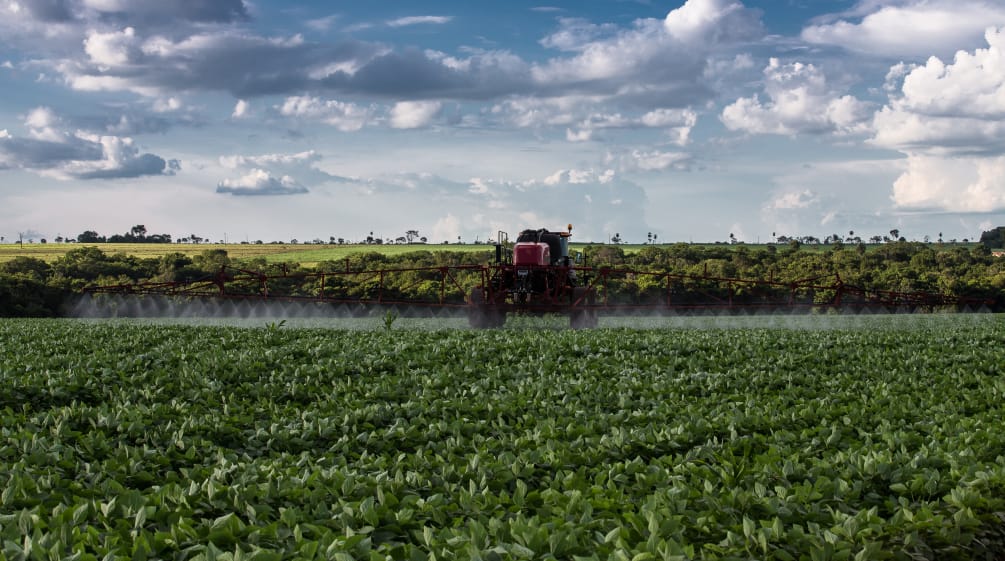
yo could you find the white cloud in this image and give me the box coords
[664,0,758,44]
[721,58,872,136]
[306,14,339,32]
[232,99,249,118]
[531,0,762,91]
[219,151,319,169]
[565,127,592,142]
[490,96,589,128]
[278,96,374,131]
[540,18,619,52]
[769,189,817,210]
[563,108,697,144]
[891,155,1005,212]
[802,1,1005,59]
[24,106,66,142]
[84,27,140,67]
[152,97,182,112]
[871,26,1005,214]
[627,150,690,172]
[216,168,308,196]
[891,28,1005,119]
[430,213,462,243]
[218,150,353,191]
[387,16,452,27]
[389,100,441,129]
[543,168,614,185]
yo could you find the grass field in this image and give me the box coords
[0,240,982,266]
[0,242,498,265]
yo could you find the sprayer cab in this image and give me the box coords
[512,226,573,266]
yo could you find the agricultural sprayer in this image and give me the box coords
[85,225,995,327]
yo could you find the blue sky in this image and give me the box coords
[2,0,1004,244]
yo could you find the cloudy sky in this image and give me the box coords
[2,0,1004,245]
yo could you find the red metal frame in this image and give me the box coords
[84,262,993,314]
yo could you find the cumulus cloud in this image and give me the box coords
[216,169,308,196]
[8,0,764,111]
[0,106,177,179]
[218,150,354,192]
[802,0,1005,59]
[530,0,762,99]
[389,100,442,129]
[84,27,141,67]
[430,213,462,243]
[490,96,585,128]
[721,58,872,135]
[561,108,698,144]
[663,0,762,44]
[61,29,384,98]
[768,189,817,210]
[870,27,1005,212]
[278,96,374,131]
[891,155,1005,212]
[872,27,1005,154]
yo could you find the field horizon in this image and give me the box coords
[0,239,983,265]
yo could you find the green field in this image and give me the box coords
[0,241,982,266]
[0,243,498,265]
[2,316,1004,560]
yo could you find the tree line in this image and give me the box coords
[2,240,1004,316]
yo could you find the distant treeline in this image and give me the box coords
[2,241,1004,317]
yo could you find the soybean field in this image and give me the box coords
[1,316,1005,560]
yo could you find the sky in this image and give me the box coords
[1,0,1005,245]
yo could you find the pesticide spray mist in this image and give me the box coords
[67,293,469,330]
[67,293,993,331]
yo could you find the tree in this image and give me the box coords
[77,230,104,243]
[1,256,51,281]
[130,225,147,239]
[406,230,420,243]
[979,227,1005,249]
[890,229,900,241]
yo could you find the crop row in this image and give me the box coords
[1,317,1004,560]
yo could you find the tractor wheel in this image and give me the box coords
[468,288,489,328]
[569,287,598,329]
[469,288,507,328]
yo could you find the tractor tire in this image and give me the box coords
[468,288,505,328]
[468,288,488,328]
[569,287,598,329]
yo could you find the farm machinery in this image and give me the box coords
[84,224,995,327]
